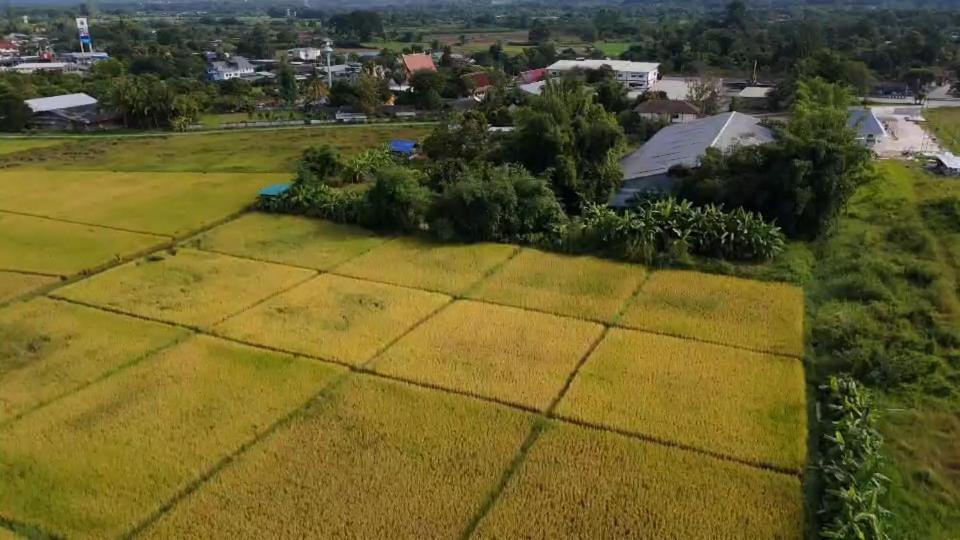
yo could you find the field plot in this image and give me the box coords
[371,300,604,410]
[0,170,274,236]
[926,107,960,154]
[619,270,805,356]
[144,376,534,539]
[55,249,315,327]
[0,297,185,422]
[0,336,344,539]
[473,424,803,538]
[556,329,807,471]
[334,237,516,294]
[0,213,163,276]
[187,213,387,270]
[467,248,646,322]
[39,124,432,173]
[213,274,450,366]
[0,138,67,156]
[0,271,57,304]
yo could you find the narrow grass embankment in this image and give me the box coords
[926,107,960,154]
[804,160,960,538]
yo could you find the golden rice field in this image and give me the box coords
[0,298,186,423]
[186,213,388,270]
[556,329,808,472]
[467,248,647,322]
[619,270,806,357]
[0,271,57,304]
[333,236,517,294]
[0,336,344,538]
[55,249,316,328]
[473,423,804,538]
[371,300,605,410]
[0,144,807,538]
[144,376,534,538]
[0,213,164,276]
[213,273,450,365]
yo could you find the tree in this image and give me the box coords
[362,166,431,232]
[303,78,329,108]
[685,78,721,115]
[528,20,551,44]
[0,88,30,132]
[329,10,383,42]
[237,25,272,59]
[299,145,342,183]
[422,111,489,161]
[278,61,298,106]
[409,70,444,110]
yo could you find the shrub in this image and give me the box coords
[817,375,891,540]
[429,164,567,242]
[361,167,432,233]
[257,181,365,224]
[299,145,342,185]
[341,146,394,184]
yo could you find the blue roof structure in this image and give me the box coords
[389,139,418,154]
[259,183,292,197]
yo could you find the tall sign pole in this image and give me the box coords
[76,17,91,53]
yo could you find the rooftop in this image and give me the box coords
[401,53,436,74]
[634,99,700,115]
[619,112,774,181]
[24,92,98,113]
[737,86,773,99]
[935,152,960,170]
[847,108,887,138]
[547,59,660,73]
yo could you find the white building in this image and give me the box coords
[546,59,660,90]
[207,56,254,81]
[2,62,75,74]
[318,63,362,84]
[288,47,324,61]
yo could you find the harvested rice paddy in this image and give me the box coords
[55,248,315,327]
[213,274,450,365]
[473,423,804,538]
[467,248,647,321]
[0,271,57,304]
[556,329,807,471]
[619,270,805,356]
[0,213,164,276]
[185,213,388,270]
[0,297,186,422]
[0,170,273,236]
[0,335,344,538]
[144,376,534,538]
[371,300,605,410]
[334,236,517,294]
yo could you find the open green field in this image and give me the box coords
[926,107,960,154]
[0,138,68,155]
[1,124,433,173]
[592,41,634,57]
[0,125,808,537]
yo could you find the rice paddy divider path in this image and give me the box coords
[0,208,173,239]
[41,293,805,478]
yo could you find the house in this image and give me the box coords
[871,82,912,99]
[401,53,436,78]
[462,71,493,98]
[546,59,660,90]
[613,112,774,206]
[335,108,367,123]
[518,80,546,96]
[3,62,74,74]
[847,108,887,147]
[933,152,960,176]
[389,139,418,156]
[0,40,17,56]
[24,92,118,131]
[207,56,254,81]
[318,63,362,84]
[634,99,700,124]
[736,86,773,109]
[60,51,111,65]
[517,68,547,85]
[288,47,324,61]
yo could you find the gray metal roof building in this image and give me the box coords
[612,112,774,206]
[847,108,887,139]
[24,93,97,113]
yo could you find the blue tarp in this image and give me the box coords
[259,183,292,197]
[389,139,417,154]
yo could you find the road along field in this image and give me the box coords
[0,204,808,538]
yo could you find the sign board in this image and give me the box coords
[76,17,91,45]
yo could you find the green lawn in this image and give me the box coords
[592,41,634,57]
[926,107,960,154]
[197,112,254,128]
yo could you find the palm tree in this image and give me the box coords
[303,77,329,109]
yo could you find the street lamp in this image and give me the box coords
[323,40,334,88]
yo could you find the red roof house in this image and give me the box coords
[517,68,547,84]
[401,53,437,76]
